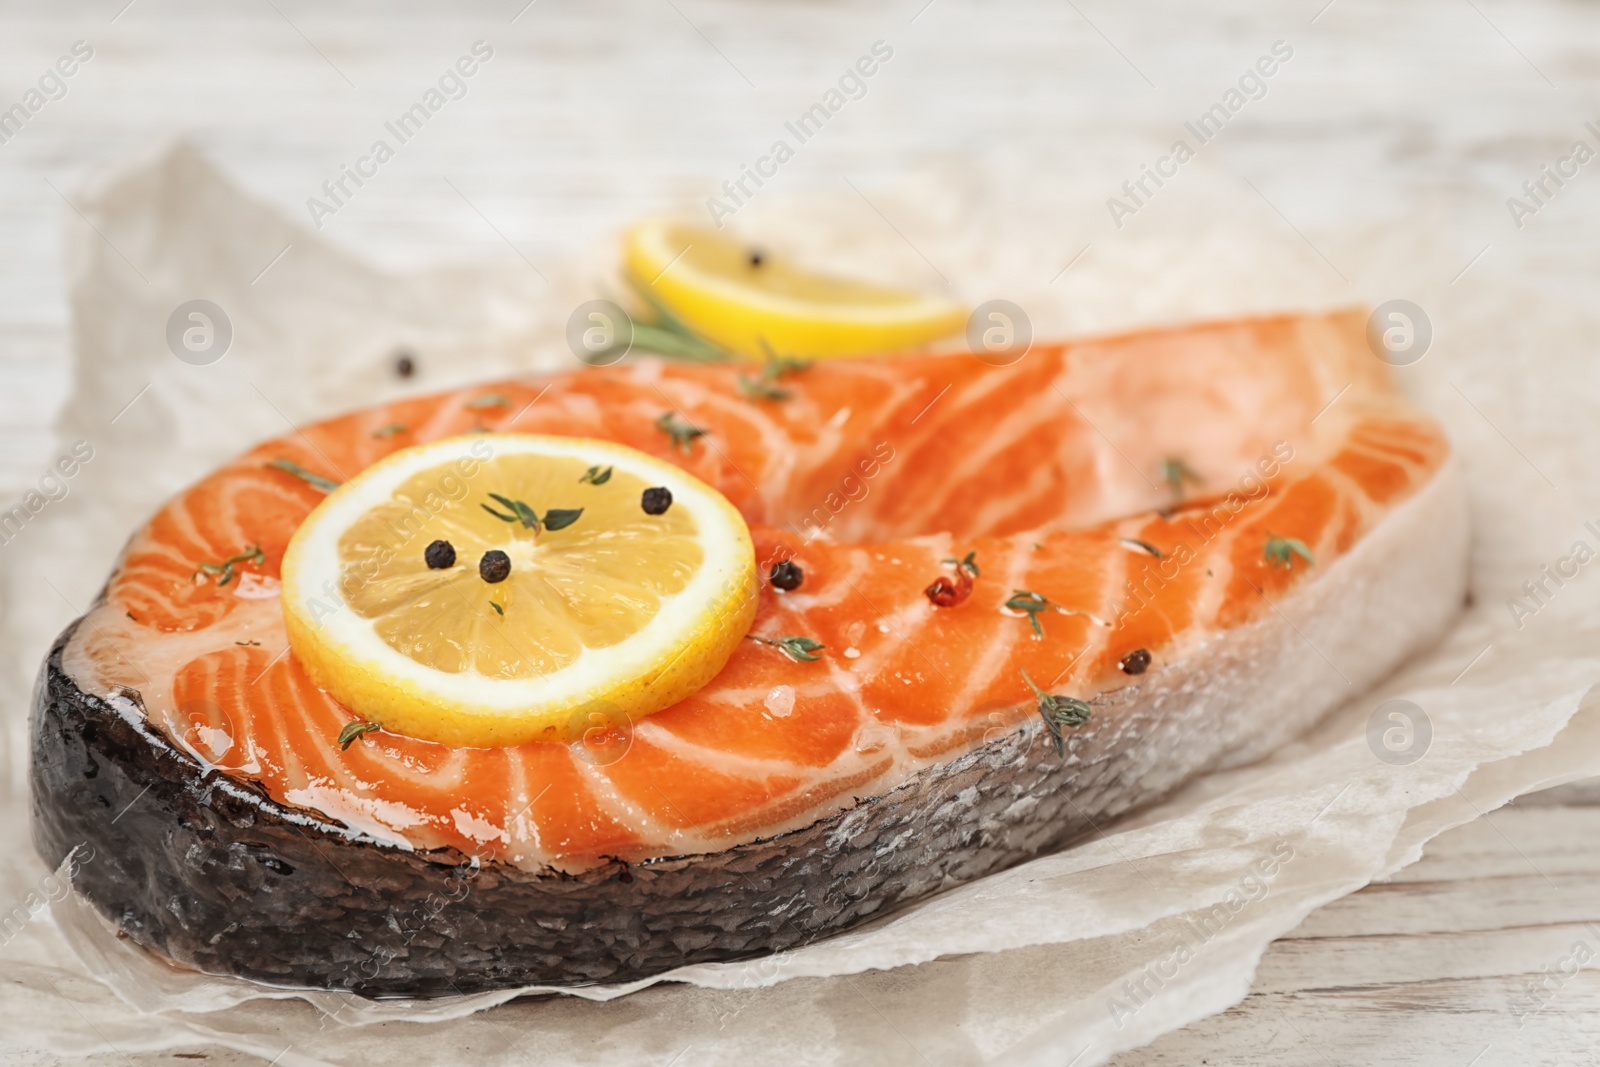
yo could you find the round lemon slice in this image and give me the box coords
[622,218,967,360]
[280,435,757,748]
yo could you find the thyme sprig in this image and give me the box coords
[620,283,737,364]
[737,373,792,401]
[195,543,265,587]
[655,411,708,453]
[944,550,981,579]
[337,721,380,750]
[1264,534,1314,569]
[268,458,340,493]
[1004,590,1054,638]
[1020,668,1091,756]
[737,344,814,401]
[579,465,613,485]
[747,633,826,662]
[481,493,583,532]
[1160,457,1203,502]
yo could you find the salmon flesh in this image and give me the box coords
[31,309,1468,993]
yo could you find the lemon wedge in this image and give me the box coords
[622,219,967,360]
[280,435,757,748]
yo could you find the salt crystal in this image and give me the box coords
[763,684,795,718]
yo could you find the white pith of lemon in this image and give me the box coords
[280,434,757,748]
[622,219,967,360]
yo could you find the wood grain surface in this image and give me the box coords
[2,1,1597,1063]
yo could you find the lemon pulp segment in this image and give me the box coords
[339,454,702,676]
[280,435,757,748]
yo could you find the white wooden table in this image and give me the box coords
[3,1,1598,1062]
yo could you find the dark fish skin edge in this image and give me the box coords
[28,620,1179,997]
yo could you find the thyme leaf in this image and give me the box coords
[196,543,266,587]
[737,372,792,401]
[755,341,814,378]
[943,550,981,579]
[1264,534,1314,569]
[747,633,826,662]
[482,493,541,529]
[466,394,510,410]
[579,465,613,485]
[541,507,584,531]
[480,495,582,533]
[372,423,408,439]
[337,721,380,750]
[268,458,341,493]
[1020,668,1091,756]
[489,601,504,616]
[655,411,707,453]
[1160,457,1203,502]
[736,343,812,401]
[1004,590,1053,639]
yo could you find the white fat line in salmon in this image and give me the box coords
[1107,839,1295,1030]
[772,440,897,549]
[0,439,94,546]
[302,438,495,629]
[1505,520,1600,630]
[1107,441,1295,628]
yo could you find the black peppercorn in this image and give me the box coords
[749,249,764,268]
[424,539,456,569]
[769,559,803,591]
[395,351,415,378]
[641,487,673,515]
[479,550,511,583]
[1119,649,1152,675]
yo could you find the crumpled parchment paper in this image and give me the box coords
[2,140,1598,1067]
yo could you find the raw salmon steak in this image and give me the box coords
[32,308,1467,994]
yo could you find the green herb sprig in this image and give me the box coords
[747,634,826,662]
[268,458,340,493]
[481,494,583,532]
[195,544,266,587]
[737,346,814,401]
[1020,668,1091,755]
[1004,590,1054,638]
[1264,535,1314,569]
[614,283,736,364]
[372,423,408,439]
[466,394,510,410]
[579,465,613,485]
[337,721,380,750]
[655,411,707,453]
